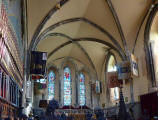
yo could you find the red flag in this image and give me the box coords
[32,75,43,80]
[106,72,123,88]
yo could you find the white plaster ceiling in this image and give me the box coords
[37,36,67,53]
[27,0,152,78]
[112,0,151,49]
[27,0,57,44]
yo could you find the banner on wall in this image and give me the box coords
[95,80,102,93]
[35,82,47,90]
[0,3,23,87]
[130,54,139,77]
[117,61,131,80]
[30,51,47,76]
[106,72,123,88]
[32,75,43,80]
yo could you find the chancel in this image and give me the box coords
[0,0,158,120]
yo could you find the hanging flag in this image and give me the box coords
[106,72,123,88]
[37,83,42,89]
[30,51,47,76]
[91,83,96,91]
[130,54,139,77]
[42,84,47,89]
[95,80,102,93]
[35,82,47,90]
[117,61,131,80]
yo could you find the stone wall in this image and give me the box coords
[33,57,97,109]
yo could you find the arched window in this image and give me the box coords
[107,55,117,72]
[145,6,158,87]
[79,73,86,106]
[107,54,119,100]
[64,67,71,106]
[48,71,55,100]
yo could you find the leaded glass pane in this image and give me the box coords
[48,71,55,100]
[64,67,71,106]
[79,73,86,106]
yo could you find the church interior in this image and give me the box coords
[0,0,158,119]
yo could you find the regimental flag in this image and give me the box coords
[91,83,96,90]
[117,61,131,80]
[30,51,47,76]
[130,54,139,77]
[35,82,47,90]
[32,75,43,80]
[106,72,123,88]
[95,80,102,93]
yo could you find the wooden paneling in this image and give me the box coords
[0,97,18,119]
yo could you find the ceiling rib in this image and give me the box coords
[132,2,154,53]
[49,56,89,69]
[29,0,69,52]
[31,18,125,60]
[44,33,98,80]
[48,38,125,60]
[106,0,127,51]
[43,33,125,60]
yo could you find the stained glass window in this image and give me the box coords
[48,71,55,100]
[107,55,119,100]
[64,67,71,106]
[79,73,86,106]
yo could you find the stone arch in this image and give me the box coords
[47,64,60,101]
[144,4,158,87]
[60,57,79,106]
[78,66,92,108]
[104,52,118,106]
[30,18,124,57]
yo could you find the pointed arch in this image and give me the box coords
[30,0,69,50]
[48,71,55,100]
[63,66,72,105]
[106,52,119,101]
[144,4,158,87]
[60,57,79,106]
[30,17,124,56]
[106,53,117,72]
[79,73,86,106]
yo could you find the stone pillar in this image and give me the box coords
[75,71,79,107]
[59,69,63,107]
[22,0,29,115]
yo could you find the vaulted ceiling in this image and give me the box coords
[27,0,152,78]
